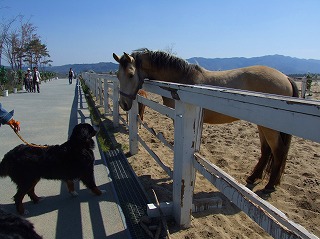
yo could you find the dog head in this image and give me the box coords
[69,123,97,149]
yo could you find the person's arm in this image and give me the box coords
[0,103,20,131]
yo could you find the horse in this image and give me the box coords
[112,49,299,193]
[125,89,147,126]
[138,89,148,122]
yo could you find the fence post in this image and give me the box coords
[104,78,109,114]
[129,99,139,155]
[172,100,203,228]
[99,79,103,106]
[112,81,119,128]
[95,75,99,99]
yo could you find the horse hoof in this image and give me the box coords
[246,183,255,190]
[262,187,276,194]
[245,177,255,185]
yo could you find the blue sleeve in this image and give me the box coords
[0,103,14,126]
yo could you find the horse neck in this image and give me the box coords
[140,62,200,85]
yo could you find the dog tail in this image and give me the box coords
[0,153,11,177]
[0,161,8,177]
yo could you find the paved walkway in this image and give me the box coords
[0,79,129,239]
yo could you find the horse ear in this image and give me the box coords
[123,52,134,63]
[113,53,120,63]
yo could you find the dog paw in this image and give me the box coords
[90,188,106,195]
[69,191,79,197]
[34,197,46,203]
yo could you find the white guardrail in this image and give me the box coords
[81,72,320,239]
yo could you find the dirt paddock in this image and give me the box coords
[100,81,320,239]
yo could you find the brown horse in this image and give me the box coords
[138,89,147,122]
[113,49,299,193]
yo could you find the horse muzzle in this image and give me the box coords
[119,97,133,111]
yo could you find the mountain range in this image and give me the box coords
[48,55,320,75]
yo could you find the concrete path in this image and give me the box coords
[0,79,130,239]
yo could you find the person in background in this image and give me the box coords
[33,67,41,93]
[0,103,20,131]
[24,73,29,92]
[68,68,74,84]
[26,68,33,92]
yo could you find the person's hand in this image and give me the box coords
[7,119,20,132]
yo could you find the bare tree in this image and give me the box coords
[3,31,19,69]
[16,18,37,69]
[3,17,38,70]
[163,43,177,55]
[0,17,17,66]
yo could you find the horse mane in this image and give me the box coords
[132,48,203,75]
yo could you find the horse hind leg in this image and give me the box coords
[246,127,271,185]
[258,127,291,193]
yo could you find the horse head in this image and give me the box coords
[113,52,143,111]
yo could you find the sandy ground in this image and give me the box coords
[101,81,320,239]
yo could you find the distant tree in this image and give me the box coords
[24,37,50,68]
[3,17,39,70]
[3,31,19,69]
[16,19,37,69]
[164,43,177,55]
[0,16,17,66]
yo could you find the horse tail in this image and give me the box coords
[288,77,299,97]
[265,78,298,185]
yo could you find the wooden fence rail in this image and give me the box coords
[81,72,320,239]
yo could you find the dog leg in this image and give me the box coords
[66,180,78,197]
[80,175,105,195]
[14,189,27,215]
[27,180,44,203]
[90,187,105,195]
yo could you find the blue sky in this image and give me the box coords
[1,0,319,66]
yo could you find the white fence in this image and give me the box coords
[81,72,320,239]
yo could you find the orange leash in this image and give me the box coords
[10,126,48,148]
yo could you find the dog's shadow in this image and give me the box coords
[1,181,113,239]
[1,183,110,215]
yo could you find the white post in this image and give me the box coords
[104,79,109,114]
[129,98,139,155]
[99,79,103,106]
[172,100,203,228]
[95,75,98,98]
[112,81,119,128]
